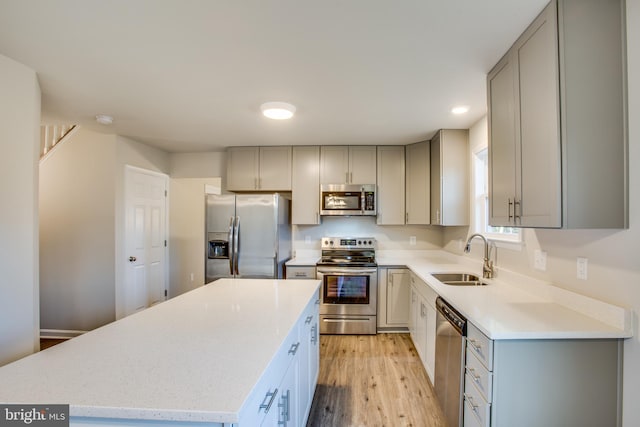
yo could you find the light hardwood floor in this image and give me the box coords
[307,333,446,427]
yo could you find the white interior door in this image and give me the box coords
[124,167,168,316]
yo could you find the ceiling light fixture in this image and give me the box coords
[451,106,470,115]
[95,114,114,125]
[260,102,296,120]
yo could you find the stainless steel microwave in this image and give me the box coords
[320,184,376,216]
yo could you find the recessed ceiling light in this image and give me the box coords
[95,114,114,125]
[451,106,470,115]
[260,102,296,120]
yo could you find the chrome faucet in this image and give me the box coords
[464,233,495,279]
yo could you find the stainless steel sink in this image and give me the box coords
[431,273,487,286]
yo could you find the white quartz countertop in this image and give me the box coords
[0,279,321,423]
[375,250,631,340]
[402,256,632,340]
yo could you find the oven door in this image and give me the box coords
[316,267,377,316]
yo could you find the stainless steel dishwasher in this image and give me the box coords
[434,296,467,427]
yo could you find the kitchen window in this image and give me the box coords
[473,148,521,244]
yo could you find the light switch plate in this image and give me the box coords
[534,249,547,271]
[304,235,311,245]
[409,236,417,246]
[577,257,588,280]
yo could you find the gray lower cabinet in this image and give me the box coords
[464,323,621,427]
[285,265,317,279]
[408,272,437,383]
[377,268,410,330]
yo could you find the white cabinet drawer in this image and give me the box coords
[286,266,316,279]
[463,393,489,427]
[465,347,493,403]
[240,323,300,425]
[467,323,493,370]
[464,372,491,427]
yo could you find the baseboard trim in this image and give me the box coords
[40,329,87,339]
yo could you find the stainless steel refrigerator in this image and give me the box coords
[205,193,291,283]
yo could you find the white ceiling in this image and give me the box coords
[0,0,548,153]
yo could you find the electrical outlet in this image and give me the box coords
[534,250,547,271]
[577,257,588,280]
[304,235,311,245]
[190,273,194,282]
[409,236,417,246]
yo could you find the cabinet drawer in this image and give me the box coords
[467,323,493,370]
[464,372,491,427]
[241,323,300,424]
[286,266,316,279]
[465,348,493,403]
[463,392,489,427]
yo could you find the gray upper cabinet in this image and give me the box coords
[405,140,430,225]
[292,146,320,225]
[430,129,469,226]
[320,146,377,185]
[488,0,627,229]
[226,146,292,191]
[376,146,405,225]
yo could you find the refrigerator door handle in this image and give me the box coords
[228,216,235,275]
[233,216,240,276]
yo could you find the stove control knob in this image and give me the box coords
[358,240,362,245]
[329,240,334,245]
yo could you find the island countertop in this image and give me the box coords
[0,279,321,424]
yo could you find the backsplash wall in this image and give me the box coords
[292,216,443,252]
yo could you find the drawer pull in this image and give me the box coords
[464,393,479,410]
[467,367,481,383]
[468,338,482,351]
[295,272,307,277]
[305,315,313,324]
[288,342,300,355]
[259,388,278,413]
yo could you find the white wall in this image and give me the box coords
[444,3,640,423]
[167,152,224,297]
[169,178,221,297]
[170,151,226,179]
[40,130,171,329]
[0,54,40,365]
[293,217,443,253]
[40,128,118,331]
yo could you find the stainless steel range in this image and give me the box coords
[316,237,377,335]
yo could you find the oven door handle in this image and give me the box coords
[317,268,377,275]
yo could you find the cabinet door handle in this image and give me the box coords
[288,342,300,355]
[515,199,521,221]
[464,393,479,410]
[305,315,313,324]
[278,390,290,425]
[350,172,353,183]
[346,172,349,183]
[259,388,278,412]
[508,198,514,221]
[467,367,481,382]
[311,324,318,344]
[468,338,482,351]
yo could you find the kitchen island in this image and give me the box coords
[0,279,321,427]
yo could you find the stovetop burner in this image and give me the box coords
[317,236,377,267]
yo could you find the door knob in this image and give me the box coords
[129,256,137,262]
